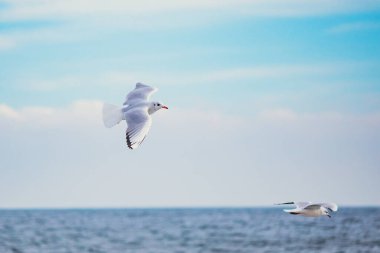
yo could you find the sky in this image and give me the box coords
[0,0,380,208]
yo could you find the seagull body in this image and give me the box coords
[276,201,338,218]
[102,83,168,149]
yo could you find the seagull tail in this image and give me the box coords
[102,103,123,128]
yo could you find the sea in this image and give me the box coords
[0,207,379,253]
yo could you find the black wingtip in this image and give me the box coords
[275,202,294,205]
[126,132,133,149]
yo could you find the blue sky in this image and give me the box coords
[0,0,380,208]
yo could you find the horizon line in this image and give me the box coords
[0,204,379,210]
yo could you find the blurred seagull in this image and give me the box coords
[275,201,338,218]
[102,83,168,149]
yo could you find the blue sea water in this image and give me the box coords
[0,207,379,253]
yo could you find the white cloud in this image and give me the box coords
[0,100,103,127]
[0,21,104,51]
[258,108,298,121]
[0,36,16,50]
[0,0,219,21]
[0,104,20,119]
[2,0,380,22]
[15,61,377,92]
[1,0,379,50]
[3,100,379,129]
[203,62,355,82]
[242,0,380,17]
[1,101,379,207]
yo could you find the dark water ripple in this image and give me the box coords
[0,208,379,253]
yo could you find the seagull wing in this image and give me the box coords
[124,83,158,105]
[283,208,301,213]
[275,202,304,213]
[275,201,310,209]
[318,202,338,212]
[304,204,322,210]
[284,203,314,214]
[124,107,152,149]
[294,201,311,209]
[275,202,295,205]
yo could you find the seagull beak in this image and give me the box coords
[162,105,168,109]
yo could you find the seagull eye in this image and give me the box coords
[157,103,161,106]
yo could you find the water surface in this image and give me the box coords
[0,207,379,253]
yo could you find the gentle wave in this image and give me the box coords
[0,208,379,253]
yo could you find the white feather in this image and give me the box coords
[102,103,123,128]
[103,82,166,150]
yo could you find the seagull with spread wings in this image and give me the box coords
[275,201,338,218]
[102,83,168,149]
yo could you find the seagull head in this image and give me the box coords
[149,101,168,114]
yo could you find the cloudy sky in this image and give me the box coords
[0,0,379,208]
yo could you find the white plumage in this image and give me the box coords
[103,83,168,149]
[275,201,338,218]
